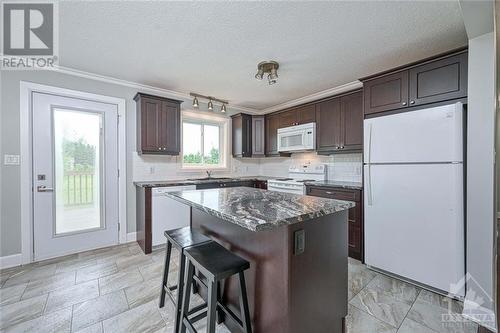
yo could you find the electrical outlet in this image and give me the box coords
[4,154,20,165]
[149,166,155,174]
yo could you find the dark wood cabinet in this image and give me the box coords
[265,113,280,156]
[408,52,467,106]
[231,113,252,158]
[252,116,266,156]
[362,49,467,116]
[254,180,268,190]
[316,90,363,154]
[363,71,409,115]
[306,185,363,261]
[340,91,363,151]
[278,110,297,128]
[135,93,182,155]
[316,98,342,152]
[277,105,316,128]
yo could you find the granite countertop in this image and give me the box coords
[304,180,363,190]
[134,176,274,188]
[166,187,355,232]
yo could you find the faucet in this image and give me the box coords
[206,170,212,179]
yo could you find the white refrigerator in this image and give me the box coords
[364,102,465,297]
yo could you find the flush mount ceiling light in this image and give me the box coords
[255,61,279,85]
[190,93,228,113]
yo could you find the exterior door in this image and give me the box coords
[32,92,119,260]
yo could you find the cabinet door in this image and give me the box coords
[348,226,362,260]
[141,97,161,152]
[409,52,467,106]
[363,71,409,115]
[340,91,363,151]
[265,114,280,156]
[296,105,316,124]
[316,98,342,152]
[232,115,243,157]
[278,110,297,128]
[252,116,265,156]
[159,101,180,154]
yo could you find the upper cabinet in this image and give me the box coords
[363,49,467,116]
[277,104,316,128]
[265,113,280,156]
[316,90,363,154]
[231,113,252,158]
[252,116,266,156]
[135,93,182,155]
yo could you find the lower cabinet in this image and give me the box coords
[306,185,364,261]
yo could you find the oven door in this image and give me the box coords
[267,182,305,195]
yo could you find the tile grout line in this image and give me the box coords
[395,288,423,332]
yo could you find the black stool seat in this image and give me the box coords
[180,241,252,333]
[164,227,211,249]
[159,227,212,333]
[184,241,250,281]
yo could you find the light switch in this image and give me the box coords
[4,154,20,165]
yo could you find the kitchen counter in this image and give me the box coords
[305,180,363,190]
[167,187,354,232]
[134,176,273,188]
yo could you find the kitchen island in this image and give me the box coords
[167,187,354,333]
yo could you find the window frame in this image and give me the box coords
[180,114,228,171]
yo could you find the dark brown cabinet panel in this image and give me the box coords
[306,185,363,261]
[316,98,342,152]
[340,91,363,151]
[252,116,266,156]
[363,71,409,115]
[265,114,280,156]
[278,110,297,128]
[135,93,182,155]
[409,52,467,106]
[231,113,252,158]
[296,105,316,124]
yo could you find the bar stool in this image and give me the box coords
[159,227,212,333]
[179,241,252,333]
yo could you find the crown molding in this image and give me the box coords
[259,80,363,114]
[53,66,362,115]
[53,66,259,114]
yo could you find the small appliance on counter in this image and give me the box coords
[268,163,327,195]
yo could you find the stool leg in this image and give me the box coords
[174,251,185,333]
[216,280,224,324]
[207,280,218,333]
[192,268,198,294]
[238,272,252,333]
[179,261,194,333]
[159,240,172,308]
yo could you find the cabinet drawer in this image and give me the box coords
[348,226,361,253]
[307,186,360,202]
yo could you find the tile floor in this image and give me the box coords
[0,243,479,333]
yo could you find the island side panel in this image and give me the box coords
[135,186,152,254]
[288,211,348,333]
[191,208,290,333]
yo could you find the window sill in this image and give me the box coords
[179,165,230,173]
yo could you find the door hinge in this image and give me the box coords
[117,169,120,178]
[118,223,120,231]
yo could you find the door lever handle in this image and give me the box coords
[37,185,54,192]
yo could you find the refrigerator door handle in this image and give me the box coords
[367,123,373,164]
[367,164,373,206]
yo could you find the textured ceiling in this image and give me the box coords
[59,1,467,111]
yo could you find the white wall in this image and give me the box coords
[464,31,496,329]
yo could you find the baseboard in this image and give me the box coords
[462,299,497,332]
[0,253,22,269]
[126,232,137,242]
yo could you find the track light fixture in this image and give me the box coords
[255,61,279,85]
[190,93,228,113]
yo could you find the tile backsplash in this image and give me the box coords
[132,151,362,184]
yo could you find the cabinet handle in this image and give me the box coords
[410,100,415,105]
[325,191,333,195]
[158,148,161,151]
[402,102,407,106]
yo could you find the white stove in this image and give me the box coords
[267,164,327,195]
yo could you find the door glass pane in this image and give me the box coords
[53,109,103,235]
[183,122,202,164]
[203,125,220,164]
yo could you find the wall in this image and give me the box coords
[464,31,496,328]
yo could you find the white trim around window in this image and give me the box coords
[179,111,230,172]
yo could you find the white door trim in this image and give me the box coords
[20,81,127,264]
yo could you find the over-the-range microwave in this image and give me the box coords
[277,122,316,152]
